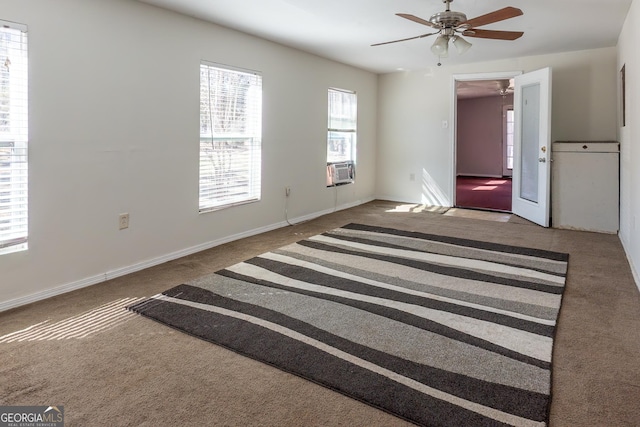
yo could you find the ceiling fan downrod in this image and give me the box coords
[444,0,452,12]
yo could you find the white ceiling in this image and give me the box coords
[139,0,632,74]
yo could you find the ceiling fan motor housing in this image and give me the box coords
[429,11,467,28]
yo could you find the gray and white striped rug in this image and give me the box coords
[129,223,568,427]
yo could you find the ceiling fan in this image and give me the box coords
[372,0,524,62]
[498,79,515,96]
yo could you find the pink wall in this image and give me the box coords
[457,94,513,176]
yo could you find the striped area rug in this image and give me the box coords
[129,223,568,427]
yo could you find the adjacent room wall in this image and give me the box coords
[377,47,618,206]
[457,94,513,177]
[617,0,640,290]
[0,0,378,310]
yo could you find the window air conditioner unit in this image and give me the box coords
[327,161,355,186]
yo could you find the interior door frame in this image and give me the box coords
[450,71,522,207]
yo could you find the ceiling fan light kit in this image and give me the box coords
[451,35,472,55]
[431,35,449,57]
[373,0,523,65]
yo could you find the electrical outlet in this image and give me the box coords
[409,173,416,182]
[119,213,129,230]
[285,186,291,197]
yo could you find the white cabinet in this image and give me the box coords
[551,141,619,233]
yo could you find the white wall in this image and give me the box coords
[0,0,378,310]
[618,0,640,290]
[377,47,618,206]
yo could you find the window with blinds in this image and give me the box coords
[327,88,357,164]
[0,21,28,254]
[199,62,262,212]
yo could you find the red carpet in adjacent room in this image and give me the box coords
[456,176,512,212]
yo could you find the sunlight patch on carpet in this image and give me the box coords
[0,297,146,342]
[386,204,450,214]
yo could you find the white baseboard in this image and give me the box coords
[619,234,640,293]
[0,198,373,313]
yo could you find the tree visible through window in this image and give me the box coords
[0,21,28,254]
[199,63,262,212]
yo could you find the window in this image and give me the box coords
[0,21,28,254]
[199,62,262,212]
[506,108,514,170]
[503,106,514,176]
[327,89,356,185]
[327,88,356,164]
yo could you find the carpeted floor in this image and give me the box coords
[1,200,639,426]
[130,223,569,426]
[456,176,512,212]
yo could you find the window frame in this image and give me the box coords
[0,20,28,255]
[326,88,357,186]
[198,61,262,213]
[503,105,514,176]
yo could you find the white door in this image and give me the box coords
[512,67,552,227]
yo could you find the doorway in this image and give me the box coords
[452,72,521,212]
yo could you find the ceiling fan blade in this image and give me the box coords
[396,13,439,29]
[462,29,524,41]
[465,7,523,28]
[371,32,437,47]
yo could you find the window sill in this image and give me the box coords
[199,197,260,214]
[0,242,28,256]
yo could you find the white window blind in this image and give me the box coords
[199,62,262,212]
[327,88,357,164]
[0,21,28,253]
